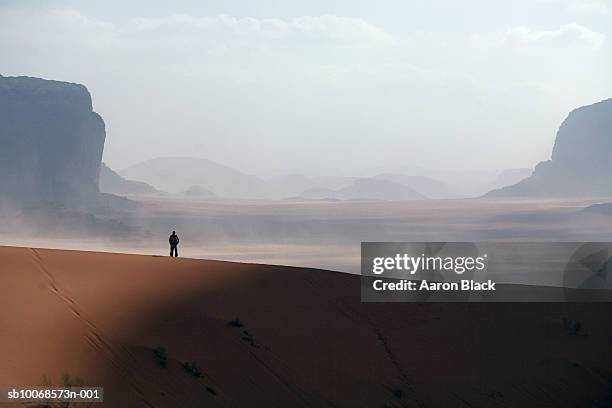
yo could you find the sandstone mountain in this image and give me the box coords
[487,98,612,197]
[0,75,105,205]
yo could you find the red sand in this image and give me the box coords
[0,246,611,407]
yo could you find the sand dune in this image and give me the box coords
[1,246,611,407]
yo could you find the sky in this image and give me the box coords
[0,0,610,176]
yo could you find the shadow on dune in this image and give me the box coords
[118,263,612,408]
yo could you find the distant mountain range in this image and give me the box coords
[118,157,440,200]
[115,156,535,200]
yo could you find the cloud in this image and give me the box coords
[560,0,610,15]
[472,23,605,50]
[507,24,604,48]
[0,8,115,50]
[0,8,395,75]
[0,9,392,51]
[126,14,393,46]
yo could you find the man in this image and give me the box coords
[169,230,179,257]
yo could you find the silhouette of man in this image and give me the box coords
[169,230,179,257]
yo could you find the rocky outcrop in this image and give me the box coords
[487,98,612,197]
[0,75,105,205]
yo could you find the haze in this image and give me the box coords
[1,0,611,177]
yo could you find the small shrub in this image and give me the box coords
[62,372,84,387]
[153,346,167,368]
[241,330,256,347]
[563,318,582,335]
[391,387,402,399]
[228,318,244,328]
[183,361,203,378]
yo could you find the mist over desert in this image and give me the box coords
[5,195,612,274]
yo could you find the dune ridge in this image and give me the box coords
[1,246,611,407]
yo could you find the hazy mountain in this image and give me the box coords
[487,98,612,197]
[121,157,267,198]
[582,203,612,216]
[299,178,426,201]
[373,173,453,199]
[366,165,535,198]
[0,75,105,205]
[99,163,160,196]
[180,185,216,198]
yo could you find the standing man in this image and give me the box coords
[169,230,180,257]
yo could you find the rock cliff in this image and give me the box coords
[0,75,105,205]
[487,98,612,197]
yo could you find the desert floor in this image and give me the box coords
[1,246,611,407]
